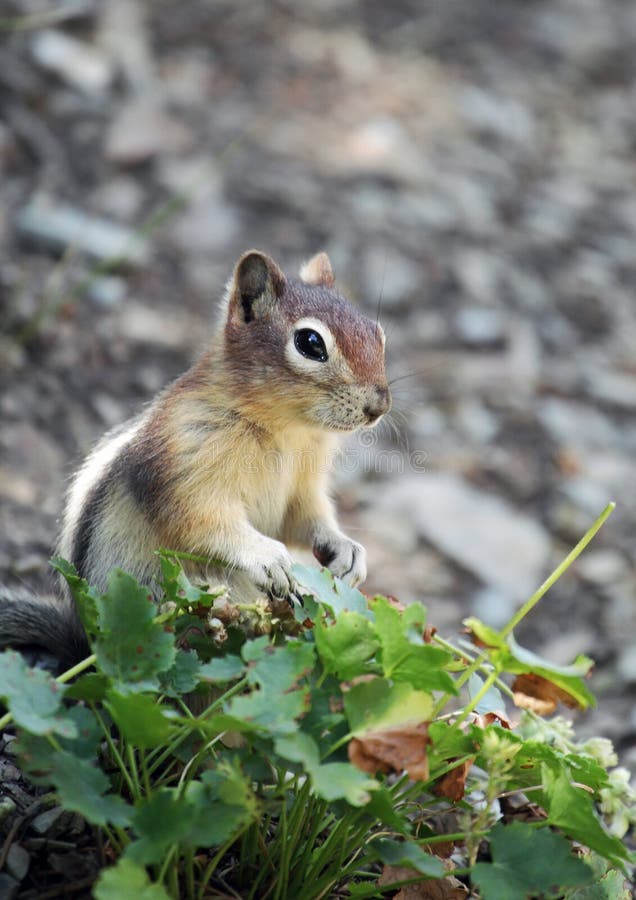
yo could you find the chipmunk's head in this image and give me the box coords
[223,250,391,432]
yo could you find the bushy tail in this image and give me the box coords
[0,587,90,674]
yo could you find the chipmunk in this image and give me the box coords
[0,250,390,669]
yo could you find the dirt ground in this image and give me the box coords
[1,0,636,892]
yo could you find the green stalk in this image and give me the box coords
[500,501,615,638]
[91,705,137,799]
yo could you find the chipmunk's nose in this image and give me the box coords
[363,385,391,423]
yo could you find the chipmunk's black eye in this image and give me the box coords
[294,328,328,362]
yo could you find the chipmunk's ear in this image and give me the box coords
[299,252,335,289]
[229,250,286,324]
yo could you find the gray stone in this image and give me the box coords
[31,806,64,835]
[6,844,30,882]
[87,275,126,309]
[617,645,636,685]
[0,874,19,900]
[379,473,552,600]
[585,369,636,412]
[537,398,618,451]
[458,87,534,144]
[576,550,629,586]
[453,249,504,305]
[105,100,193,165]
[16,200,150,267]
[362,245,420,310]
[30,29,114,95]
[453,307,507,349]
[470,586,517,629]
[0,797,17,825]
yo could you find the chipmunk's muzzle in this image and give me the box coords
[363,384,391,424]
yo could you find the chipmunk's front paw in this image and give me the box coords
[313,533,367,587]
[247,539,296,599]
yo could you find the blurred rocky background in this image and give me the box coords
[1,0,635,765]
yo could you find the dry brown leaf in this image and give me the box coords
[473,710,512,729]
[424,624,437,644]
[378,865,468,899]
[348,722,430,781]
[512,672,580,716]
[433,758,474,802]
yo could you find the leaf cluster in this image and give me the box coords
[0,532,633,899]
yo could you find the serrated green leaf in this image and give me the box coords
[159,649,201,695]
[542,764,629,864]
[94,857,171,900]
[311,762,378,805]
[130,761,258,865]
[314,610,380,679]
[198,655,245,683]
[471,822,594,899]
[158,553,223,608]
[129,788,196,865]
[371,597,456,693]
[50,556,99,636]
[64,673,109,702]
[292,564,371,618]
[58,705,102,758]
[95,570,175,688]
[105,690,178,748]
[343,678,434,736]
[219,641,315,734]
[18,735,131,827]
[228,689,309,734]
[371,837,445,877]
[245,640,315,694]
[0,650,76,737]
[563,867,632,899]
[274,732,320,770]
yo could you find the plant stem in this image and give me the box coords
[500,501,615,638]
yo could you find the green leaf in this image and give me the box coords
[222,641,315,735]
[158,553,222,608]
[371,596,456,693]
[130,761,258,865]
[507,633,594,678]
[95,570,175,688]
[292,564,371,618]
[274,733,381,806]
[129,788,197,865]
[64,673,109,702]
[471,822,594,899]
[0,650,76,738]
[314,610,380,679]
[18,735,131,827]
[311,762,378,805]
[274,731,320,771]
[343,678,434,736]
[463,617,505,649]
[50,556,99,636]
[105,690,178,749]
[542,764,629,864]
[94,858,171,900]
[465,617,596,709]
[198,655,245,683]
[371,837,445,877]
[58,705,102,758]
[159,649,201,695]
[563,867,633,899]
